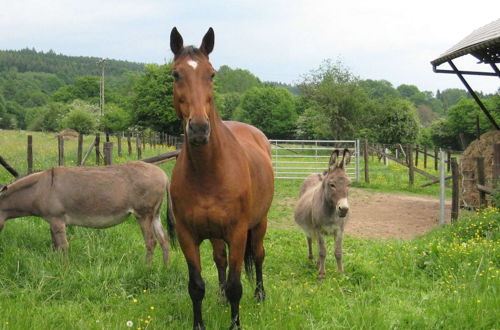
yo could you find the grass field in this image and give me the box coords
[0,130,498,329]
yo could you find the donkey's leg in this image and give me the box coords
[334,228,345,273]
[137,214,156,266]
[152,212,170,265]
[252,218,267,302]
[178,224,205,330]
[307,236,314,262]
[226,226,247,330]
[317,235,327,280]
[210,239,227,297]
[49,220,69,253]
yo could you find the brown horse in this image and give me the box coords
[168,27,274,329]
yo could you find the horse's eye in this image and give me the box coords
[209,72,215,81]
[173,71,180,81]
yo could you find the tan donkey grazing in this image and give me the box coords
[294,149,352,279]
[0,161,175,265]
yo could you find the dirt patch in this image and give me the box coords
[272,188,451,240]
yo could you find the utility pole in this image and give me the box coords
[97,58,107,116]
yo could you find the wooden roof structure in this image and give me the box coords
[431,18,500,129]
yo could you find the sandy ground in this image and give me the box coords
[346,188,451,240]
[272,188,451,240]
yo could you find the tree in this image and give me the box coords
[234,86,297,138]
[297,59,374,139]
[217,92,241,120]
[376,99,420,144]
[26,102,69,132]
[100,104,131,133]
[215,65,262,94]
[359,79,400,100]
[131,64,180,133]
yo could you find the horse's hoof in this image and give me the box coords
[317,274,325,281]
[254,289,266,302]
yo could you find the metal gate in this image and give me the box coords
[269,139,360,180]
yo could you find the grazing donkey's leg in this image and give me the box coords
[49,220,69,252]
[317,234,327,280]
[252,219,267,302]
[152,212,170,265]
[334,227,345,273]
[137,214,156,266]
[307,236,314,262]
[210,239,227,297]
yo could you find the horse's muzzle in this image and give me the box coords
[187,118,211,146]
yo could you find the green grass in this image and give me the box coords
[0,130,497,329]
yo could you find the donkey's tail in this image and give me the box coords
[165,181,177,249]
[244,229,255,280]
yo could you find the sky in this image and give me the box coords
[1,0,499,94]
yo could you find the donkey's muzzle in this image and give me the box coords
[187,118,211,146]
[337,198,349,218]
[338,207,349,218]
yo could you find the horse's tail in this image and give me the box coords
[165,181,177,249]
[244,229,255,280]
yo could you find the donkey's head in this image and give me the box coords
[170,27,216,147]
[322,149,352,217]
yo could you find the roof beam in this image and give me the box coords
[447,60,499,130]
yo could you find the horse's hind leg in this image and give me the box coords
[137,214,156,266]
[210,239,227,297]
[252,219,267,302]
[152,211,170,265]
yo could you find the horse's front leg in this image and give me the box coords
[210,238,227,298]
[178,225,205,330]
[226,227,247,330]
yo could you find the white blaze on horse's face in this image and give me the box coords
[187,60,198,70]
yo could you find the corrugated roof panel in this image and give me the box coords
[431,18,500,66]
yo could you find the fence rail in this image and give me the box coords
[269,139,359,180]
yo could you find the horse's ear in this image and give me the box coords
[170,27,184,56]
[340,148,351,168]
[200,27,215,56]
[328,149,340,170]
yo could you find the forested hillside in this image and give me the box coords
[0,49,144,82]
[0,48,497,150]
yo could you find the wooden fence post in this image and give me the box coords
[475,157,486,208]
[137,134,142,160]
[77,134,83,166]
[407,144,414,185]
[447,151,451,173]
[117,134,122,158]
[127,133,132,156]
[434,148,438,171]
[58,135,64,166]
[95,133,101,166]
[451,157,459,222]
[423,146,427,169]
[415,145,419,167]
[104,142,113,165]
[364,140,370,184]
[27,135,33,174]
[494,144,500,188]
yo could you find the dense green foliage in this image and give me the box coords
[0,48,497,147]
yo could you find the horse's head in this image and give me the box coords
[170,27,216,147]
[322,149,352,217]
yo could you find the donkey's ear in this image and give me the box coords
[200,27,215,56]
[0,185,6,193]
[340,148,351,168]
[328,149,340,170]
[170,27,184,56]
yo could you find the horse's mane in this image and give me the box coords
[175,46,203,60]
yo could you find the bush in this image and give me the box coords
[62,109,98,134]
